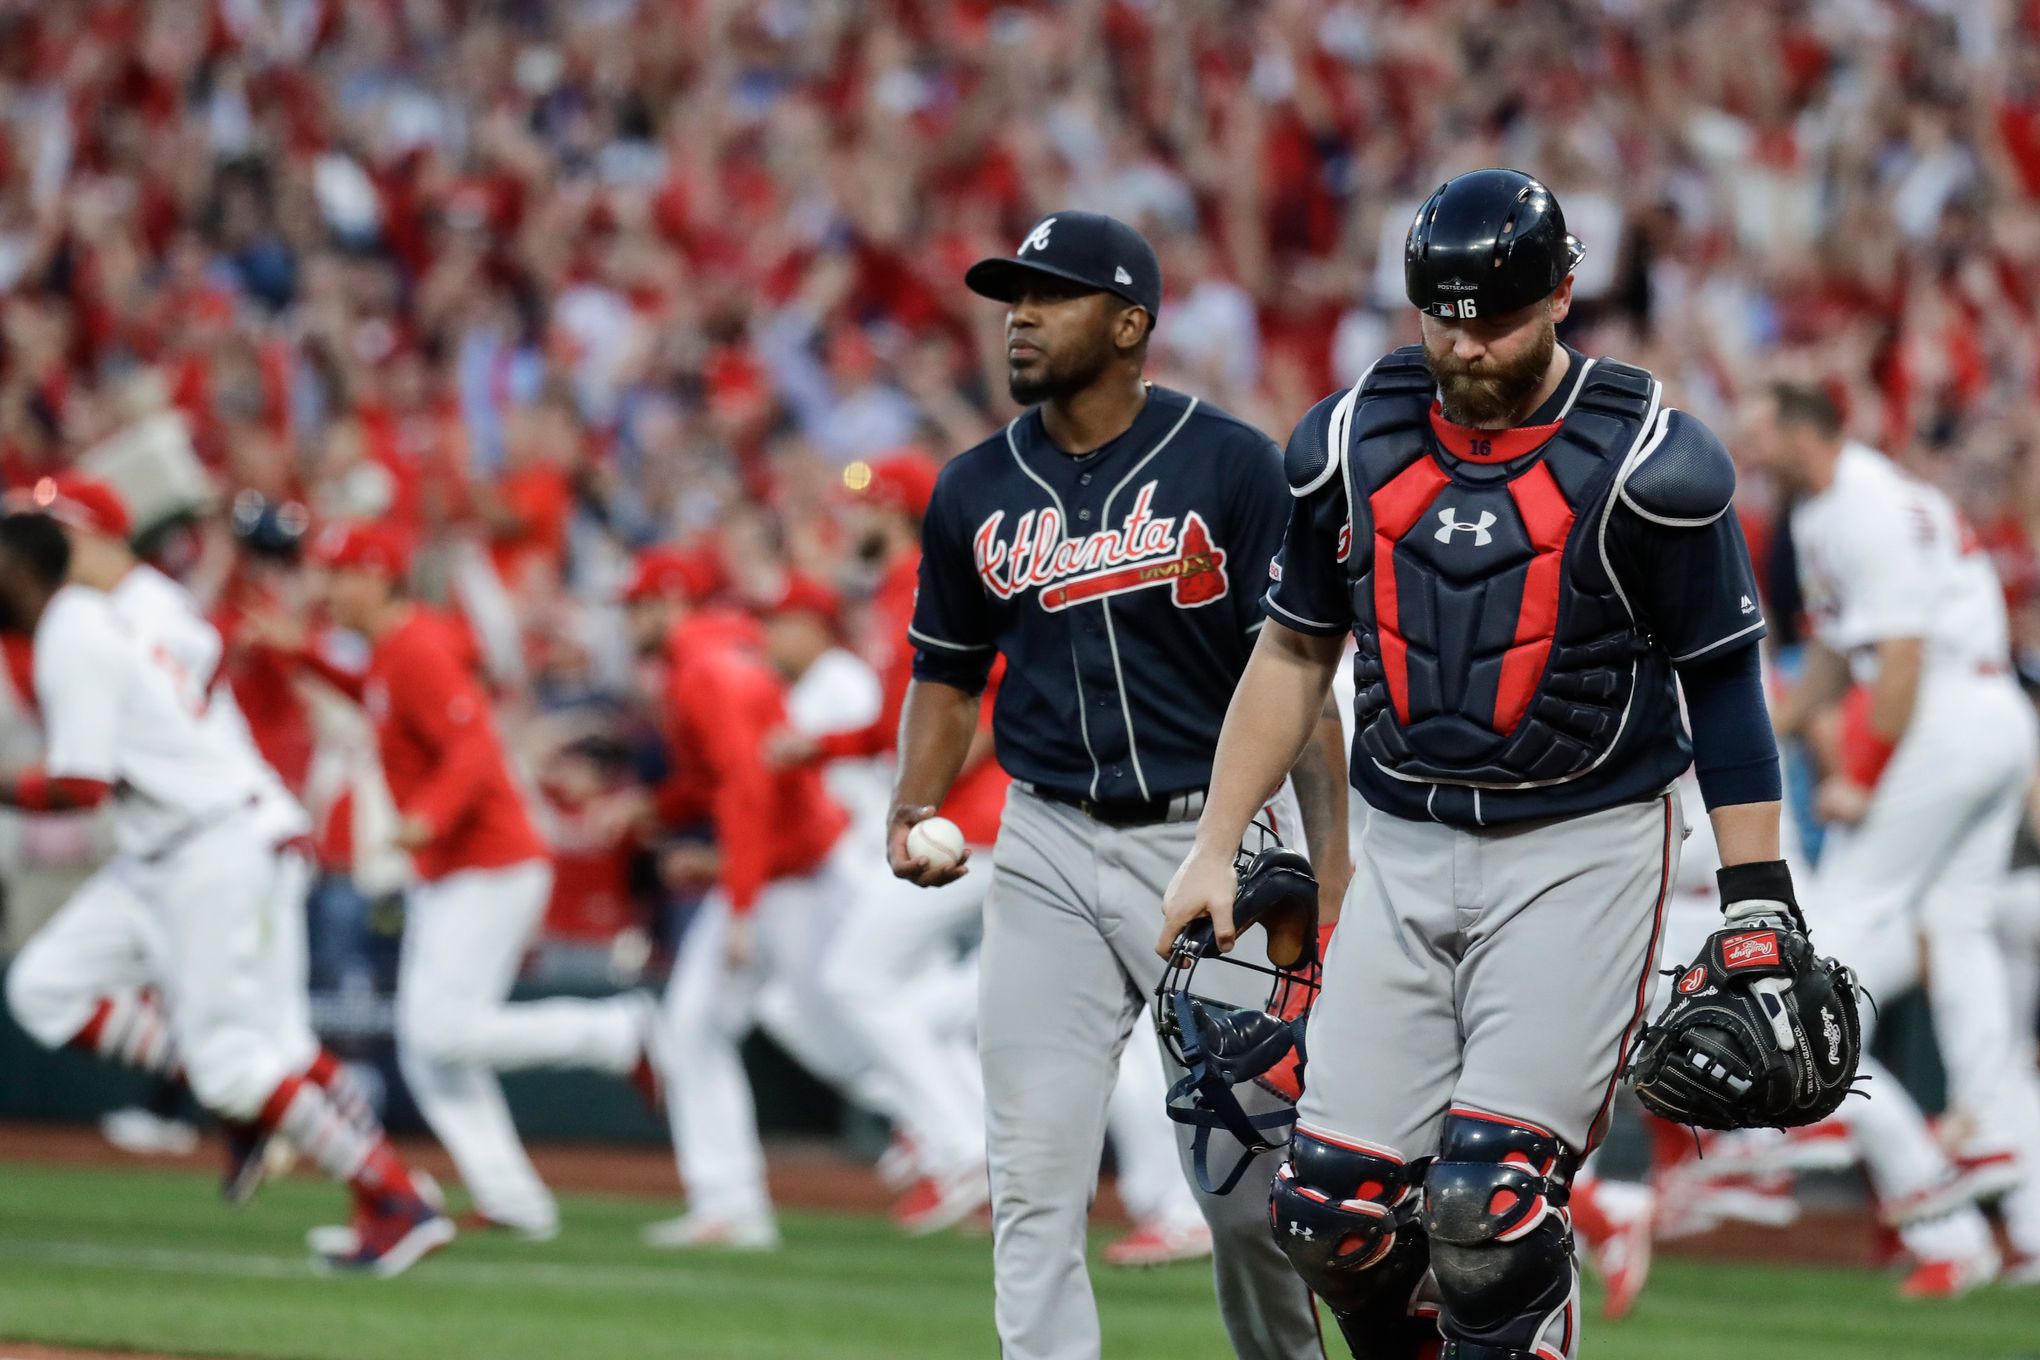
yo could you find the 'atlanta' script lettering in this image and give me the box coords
[974,482,1186,599]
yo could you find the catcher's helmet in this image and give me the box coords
[1154,825,1322,1195]
[1405,168,1584,321]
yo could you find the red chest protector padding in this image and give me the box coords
[1342,348,1659,788]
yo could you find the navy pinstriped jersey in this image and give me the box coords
[910,385,1287,803]
[1268,347,1767,828]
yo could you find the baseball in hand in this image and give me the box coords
[906,816,966,870]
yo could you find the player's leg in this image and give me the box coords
[647,888,776,1246]
[1103,1035,1212,1266]
[818,856,991,1222]
[394,867,559,1237]
[7,862,178,1076]
[153,829,446,1269]
[401,862,641,1074]
[977,789,1134,1360]
[1436,793,1681,1359]
[1106,808,1388,1360]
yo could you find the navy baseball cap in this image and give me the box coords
[965,211,1163,319]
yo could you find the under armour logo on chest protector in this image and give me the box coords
[1434,508,1497,547]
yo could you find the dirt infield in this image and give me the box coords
[0,1119,1878,1267]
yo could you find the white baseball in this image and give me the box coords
[906,816,966,869]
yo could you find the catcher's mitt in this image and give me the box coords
[1625,861,1861,1131]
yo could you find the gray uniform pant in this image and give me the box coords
[1299,791,1680,1159]
[982,786,1324,1360]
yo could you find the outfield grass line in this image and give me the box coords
[0,1237,982,1308]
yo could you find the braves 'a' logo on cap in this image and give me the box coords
[1020,218,1056,255]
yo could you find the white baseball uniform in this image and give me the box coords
[1794,441,2040,1198]
[19,579,312,1120]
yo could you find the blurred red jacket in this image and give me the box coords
[302,606,546,881]
[655,608,847,914]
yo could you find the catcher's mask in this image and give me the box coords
[1154,822,1321,1195]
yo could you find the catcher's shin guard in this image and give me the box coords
[1422,1112,1579,1360]
[1270,1128,1441,1359]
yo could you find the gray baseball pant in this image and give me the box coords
[980,785,1324,1360]
[1298,790,1679,1161]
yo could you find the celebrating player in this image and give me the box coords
[622,553,873,1249]
[892,210,1347,1360]
[1750,383,2040,1288]
[272,522,656,1243]
[1162,169,1823,1358]
[0,493,449,1275]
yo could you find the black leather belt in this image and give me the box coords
[1028,784,1207,828]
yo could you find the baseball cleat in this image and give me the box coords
[640,1212,780,1250]
[1102,1219,1214,1268]
[1896,1248,2000,1300]
[307,1206,554,1257]
[305,1171,448,1257]
[100,1107,199,1158]
[1582,1180,1654,1320]
[221,1121,276,1207]
[311,1192,455,1278]
[890,1168,990,1237]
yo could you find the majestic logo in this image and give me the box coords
[1740,595,1757,616]
[1720,931,1781,970]
[1822,1008,1842,1066]
[1114,265,1133,285]
[1434,508,1496,547]
[1020,218,1056,255]
[1676,965,1710,996]
[972,481,1229,612]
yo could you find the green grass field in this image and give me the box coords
[0,1160,2034,1359]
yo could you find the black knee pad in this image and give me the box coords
[1421,1112,1579,1358]
[1270,1129,1440,1359]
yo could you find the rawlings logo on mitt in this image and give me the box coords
[1624,920,1862,1131]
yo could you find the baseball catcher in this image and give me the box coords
[1626,861,1862,1129]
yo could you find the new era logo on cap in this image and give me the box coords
[1114,266,1133,285]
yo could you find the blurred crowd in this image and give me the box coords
[7,0,2040,954]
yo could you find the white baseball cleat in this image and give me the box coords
[891,1167,990,1237]
[1102,1218,1215,1268]
[640,1212,780,1250]
[100,1108,200,1158]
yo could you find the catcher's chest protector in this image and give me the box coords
[1342,348,1659,787]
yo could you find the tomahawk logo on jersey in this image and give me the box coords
[972,481,1229,612]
